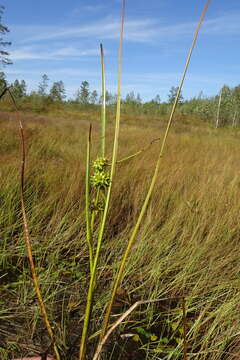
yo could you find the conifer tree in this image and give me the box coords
[0,5,11,65]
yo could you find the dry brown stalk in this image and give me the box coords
[93,297,177,360]
[3,88,61,360]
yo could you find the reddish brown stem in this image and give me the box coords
[1,88,61,360]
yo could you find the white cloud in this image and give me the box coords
[5,9,240,101]
[82,4,107,12]
[203,13,240,36]
[9,11,240,48]
[10,46,100,61]
[10,18,158,44]
[5,67,100,78]
[70,3,107,16]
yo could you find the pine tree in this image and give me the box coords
[89,90,98,104]
[0,5,11,65]
[168,86,184,104]
[136,93,142,104]
[125,91,137,104]
[105,90,114,105]
[20,80,27,96]
[12,79,26,98]
[0,71,7,91]
[76,81,90,104]
[38,74,49,96]
[153,94,161,104]
[50,81,66,102]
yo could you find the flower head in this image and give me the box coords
[91,170,110,189]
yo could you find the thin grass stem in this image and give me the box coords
[78,1,125,359]
[182,296,188,360]
[100,43,106,157]
[100,0,212,341]
[85,124,93,274]
[6,88,61,360]
[116,137,161,164]
[90,187,101,233]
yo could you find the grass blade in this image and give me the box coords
[78,1,125,359]
[85,124,93,274]
[100,43,106,157]
[100,0,212,341]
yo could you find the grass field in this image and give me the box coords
[1,108,240,359]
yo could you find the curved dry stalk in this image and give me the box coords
[93,298,169,360]
[6,88,61,360]
[116,137,161,163]
[100,0,212,342]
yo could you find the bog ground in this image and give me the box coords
[1,109,240,359]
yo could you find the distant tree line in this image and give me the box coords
[0,6,240,127]
[0,72,182,107]
[1,71,240,127]
[178,84,240,127]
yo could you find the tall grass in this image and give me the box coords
[1,111,240,359]
[79,2,125,358]
[78,0,211,358]
[99,2,211,350]
[2,88,61,360]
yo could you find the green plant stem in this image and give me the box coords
[78,1,125,359]
[118,150,143,163]
[100,43,106,157]
[117,137,160,164]
[90,187,101,233]
[85,124,93,274]
[100,0,212,340]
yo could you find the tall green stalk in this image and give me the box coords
[100,0,212,341]
[100,43,106,157]
[90,45,106,239]
[90,187,101,233]
[85,125,93,274]
[78,1,125,359]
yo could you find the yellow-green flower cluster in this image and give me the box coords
[92,157,108,171]
[91,157,110,189]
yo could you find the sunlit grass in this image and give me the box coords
[1,108,240,359]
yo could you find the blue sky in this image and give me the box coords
[2,0,240,101]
